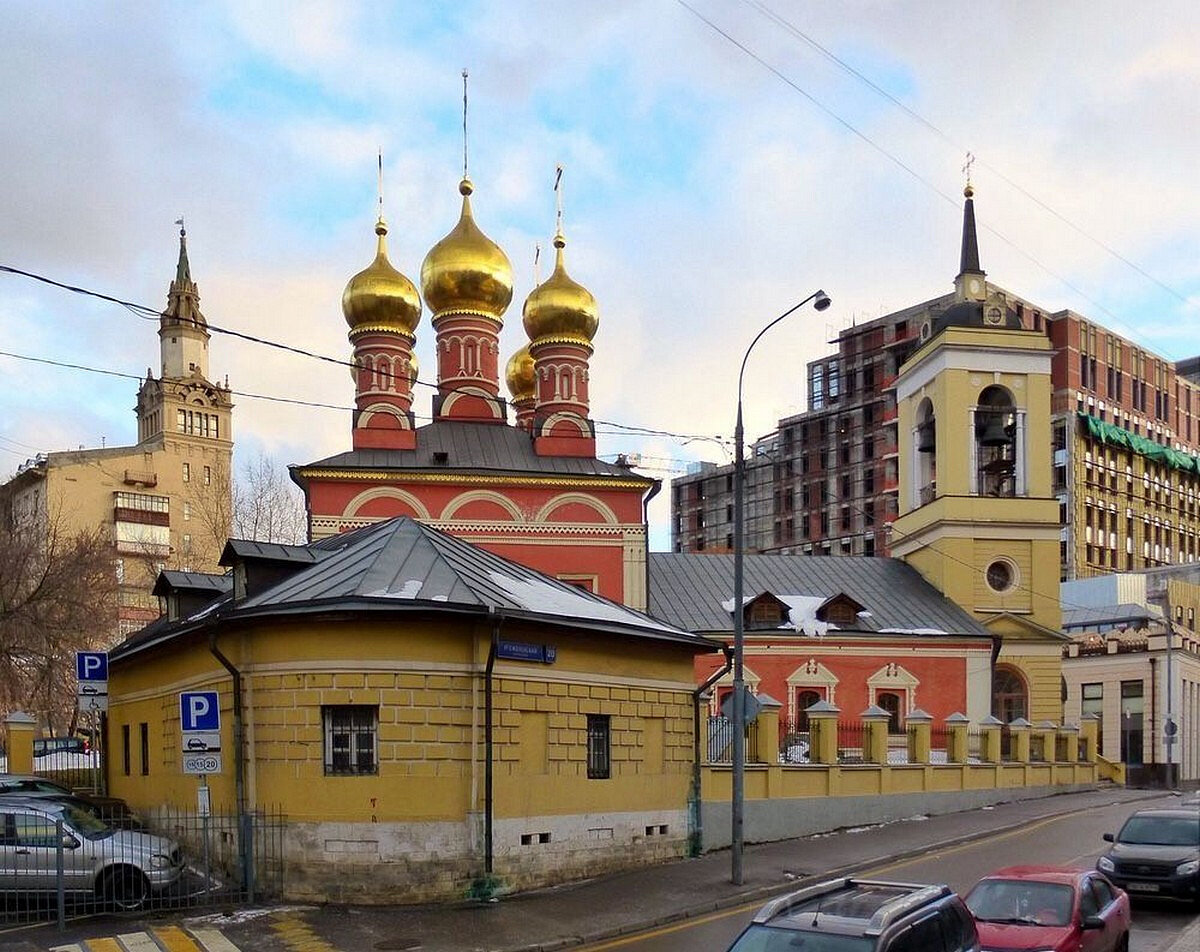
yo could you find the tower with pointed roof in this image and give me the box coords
[891,184,1065,722]
[136,225,234,450]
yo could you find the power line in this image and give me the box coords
[0,264,730,448]
[745,0,1193,309]
[672,0,1185,358]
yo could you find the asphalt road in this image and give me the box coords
[576,794,1198,952]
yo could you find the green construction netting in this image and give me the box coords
[1078,412,1200,475]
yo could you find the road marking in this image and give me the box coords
[116,934,159,952]
[48,945,84,952]
[153,926,203,951]
[579,812,1084,950]
[271,913,338,952]
[86,940,125,952]
[188,928,242,952]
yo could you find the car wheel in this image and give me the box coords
[100,867,150,911]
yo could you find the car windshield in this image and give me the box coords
[1118,815,1200,846]
[965,879,1074,927]
[61,802,114,840]
[727,925,874,951]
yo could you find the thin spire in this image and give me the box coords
[958,153,982,276]
[534,243,542,284]
[554,164,564,239]
[376,149,384,224]
[173,217,191,284]
[461,68,470,180]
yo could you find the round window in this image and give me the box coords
[986,559,1015,593]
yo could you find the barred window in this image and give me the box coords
[324,706,378,775]
[586,714,610,780]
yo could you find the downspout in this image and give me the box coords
[1148,656,1157,778]
[641,479,662,608]
[690,645,734,857]
[209,632,252,901]
[484,611,503,882]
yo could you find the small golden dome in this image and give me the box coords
[421,178,513,321]
[522,233,598,343]
[505,344,535,401]
[343,219,422,336]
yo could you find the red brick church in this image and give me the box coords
[291,173,657,611]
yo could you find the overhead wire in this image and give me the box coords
[672,0,1187,359]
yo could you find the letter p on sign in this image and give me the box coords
[180,691,220,733]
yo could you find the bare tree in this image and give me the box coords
[0,515,117,732]
[185,452,305,550]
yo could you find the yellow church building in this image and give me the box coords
[106,517,714,902]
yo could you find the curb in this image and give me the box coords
[497,790,1167,952]
[1161,915,1200,952]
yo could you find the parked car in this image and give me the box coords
[1097,806,1200,905]
[0,774,140,829]
[0,796,183,910]
[725,877,980,951]
[963,865,1131,952]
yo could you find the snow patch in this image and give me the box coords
[489,573,682,633]
[877,627,948,635]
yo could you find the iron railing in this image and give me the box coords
[0,802,284,927]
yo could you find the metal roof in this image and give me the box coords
[292,420,654,482]
[114,518,712,661]
[647,552,991,637]
[219,539,324,565]
[152,571,231,597]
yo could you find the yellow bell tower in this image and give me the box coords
[890,184,1066,724]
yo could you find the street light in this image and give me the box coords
[731,289,831,885]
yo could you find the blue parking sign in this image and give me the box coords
[180,691,220,732]
[76,652,108,682]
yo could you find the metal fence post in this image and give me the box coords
[55,817,65,932]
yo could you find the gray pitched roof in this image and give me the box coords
[220,539,323,565]
[152,571,231,597]
[292,420,652,482]
[114,518,711,662]
[648,552,991,637]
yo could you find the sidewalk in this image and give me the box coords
[235,786,1166,952]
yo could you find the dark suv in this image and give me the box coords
[726,877,980,952]
[1097,806,1200,904]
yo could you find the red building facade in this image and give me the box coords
[292,175,657,610]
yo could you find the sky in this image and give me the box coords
[2,1,1198,551]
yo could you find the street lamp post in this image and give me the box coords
[731,289,830,885]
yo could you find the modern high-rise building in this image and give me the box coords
[671,189,1200,582]
[1,226,234,637]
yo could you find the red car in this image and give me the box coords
[964,866,1131,952]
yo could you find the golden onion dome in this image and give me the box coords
[505,344,535,402]
[421,178,513,321]
[522,233,598,343]
[342,219,422,336]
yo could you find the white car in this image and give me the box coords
[0,796,184,910]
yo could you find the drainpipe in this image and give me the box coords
[641,479,662,608]
[1148,656,1157,781]
[690,645,734,857]
[209,632,252,901]
[484,611,503,880]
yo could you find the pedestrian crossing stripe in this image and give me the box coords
[48,925,241,952]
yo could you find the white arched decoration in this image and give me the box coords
[439,387,504,419]
[784,658,840,723]
[533,492,619,525]
[538,411,591,438]
[866,662,920,713]
[356,403,409,428]
[708,665,762,717]
[440,490,525,522]
[343,486,432,521]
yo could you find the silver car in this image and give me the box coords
[0,796,184,909]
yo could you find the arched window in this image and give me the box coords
[915,397,937,508]
[993,666,1028,722]
[795,690,821,732]
[877,692,902,733]
[975,386,1018,497]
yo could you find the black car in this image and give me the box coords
[0,774,140,829]
[726,877,980,951]
[1097,807,1200,904]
